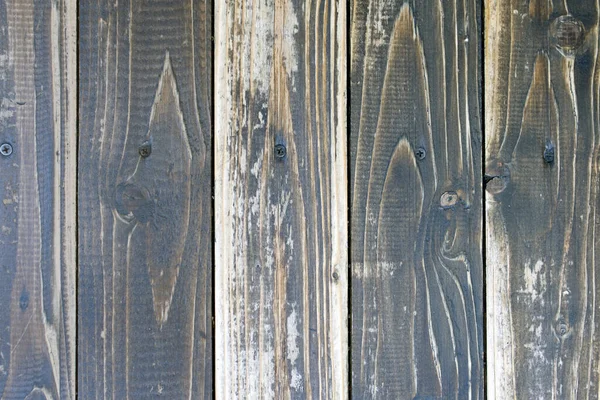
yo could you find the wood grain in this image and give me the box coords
[485,0,600,398]
[0,0,76,397]
[351,1,483,398]
[78,0,212,397]
[214,0,348,397]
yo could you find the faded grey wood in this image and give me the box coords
[351,1,483,398]
[214,0,348,397]
[0,0,77,398]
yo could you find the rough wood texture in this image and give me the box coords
[0,0,76,397]
[214,0,348,397]
[78,0,212,397]
[351,1,483,398]
[486,1,600,398]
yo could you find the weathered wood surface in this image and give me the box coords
[78,0,212,397]
[214,0,348,397]
[351,1,483,398]
[0,0,76,398]
[485,1,600,398]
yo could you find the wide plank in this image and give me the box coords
[485,0,600,398]
[351,1,483,398]
[0,0,76,398]
[78,0,213,397]
[214,0,348,397]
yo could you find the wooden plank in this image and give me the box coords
[0,0,76,397]
[351,1,483,398]
[78,0,212,397]
[485,1,600,398]
[214,0,348,397]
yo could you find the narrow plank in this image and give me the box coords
[485,1,600,398]
[0,0,76,397]
[78,0,212,397]
[351,1,483,398]
[214,0,348,397]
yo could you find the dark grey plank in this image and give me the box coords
[351,1,483,398]
[78,0,212,397]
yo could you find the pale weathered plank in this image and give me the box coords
[214,0,348,397]
[78,0,213,397]
[0,0,76,398]
[351,1,483,398]
[485,0,600,398]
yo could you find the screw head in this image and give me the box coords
[0,143,13,156]
[332,270,340,282]
[274,143,287,159]
[138,141,151,158]
[555,318,570,339]
[19,288,29,311]
[415,147,426,160]
[544,143,555,164]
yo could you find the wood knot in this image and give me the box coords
[550,15,585,56]
[115,182,153,223]
[484,161,510,195]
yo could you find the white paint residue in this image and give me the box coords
[252,0,275,96]
[282,0,299,83]
[519,259,546,298]
[379,261,400,276]
[287,306,303,391]
[0,98,14,120]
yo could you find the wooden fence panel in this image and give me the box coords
[485,1,600,398]
[351,1,483,398]
[0,0,76,398]
[214,0,348,397]
[78,0,213,397]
